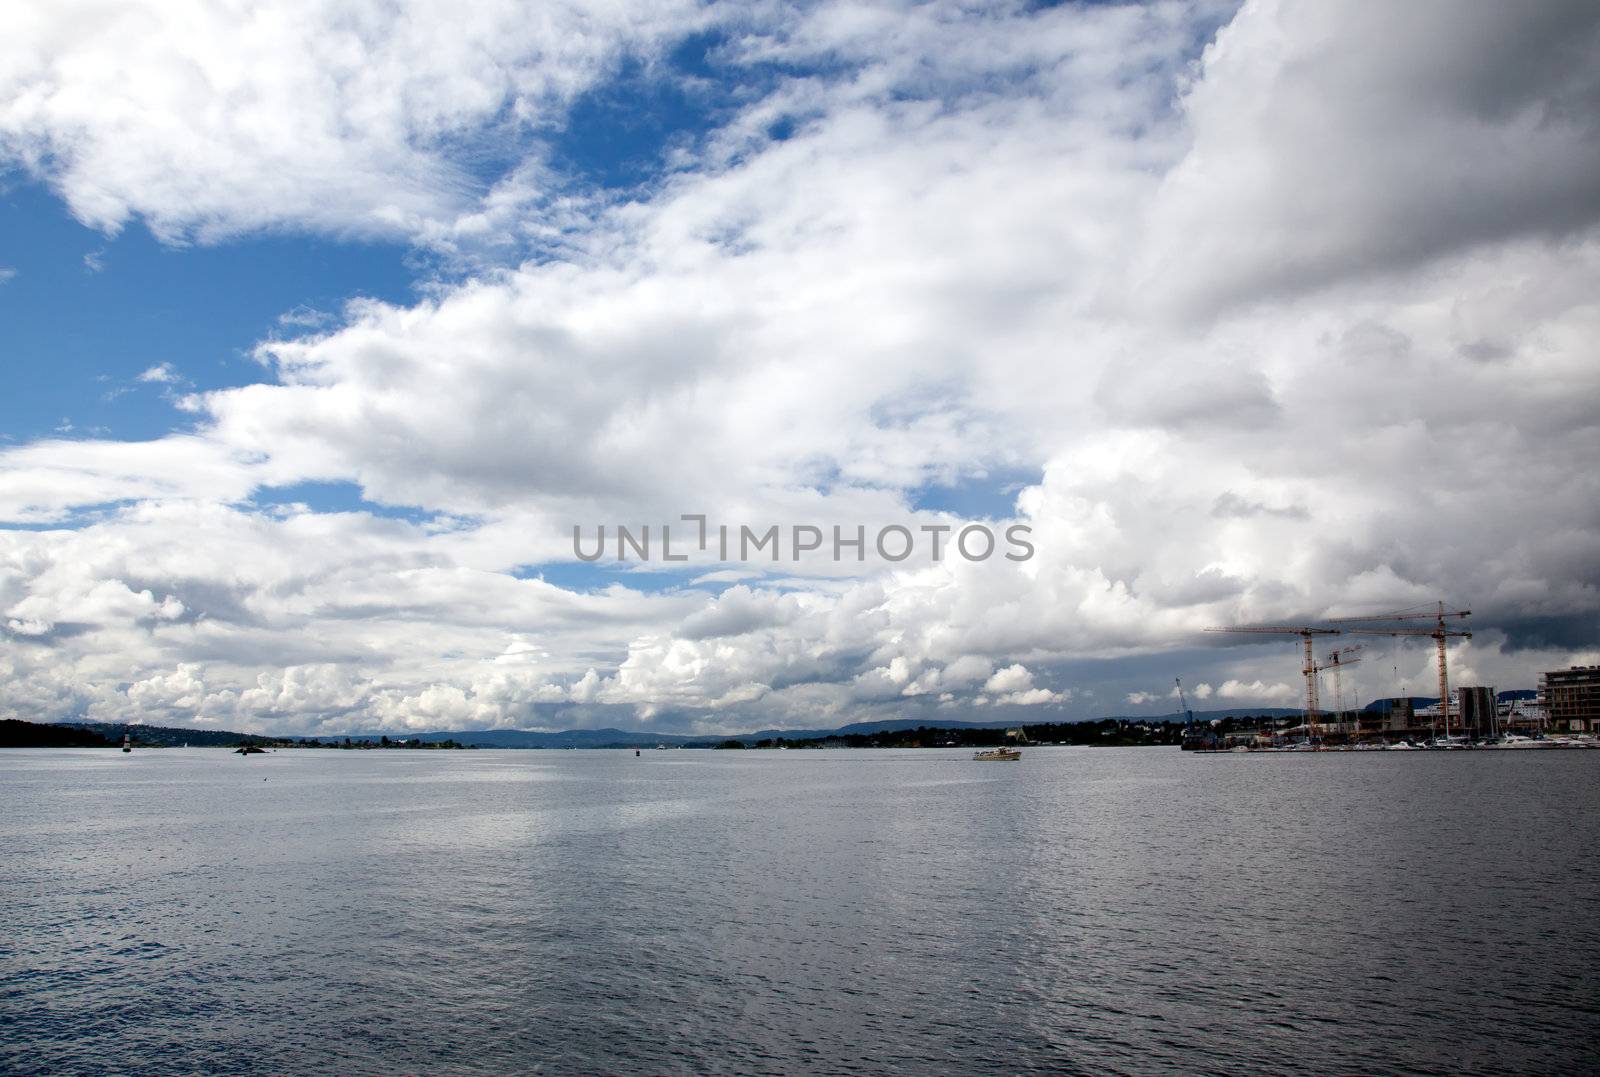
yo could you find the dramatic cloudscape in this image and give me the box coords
[2,0,1597,734]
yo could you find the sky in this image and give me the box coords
[1,0,1597,736]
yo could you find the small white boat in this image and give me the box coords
[1545,736,1596,749]
[1487,735,1540,749]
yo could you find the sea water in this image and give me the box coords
[3,747,1597,1074]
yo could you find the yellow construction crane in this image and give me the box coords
[1205,624,1341,739]
[1327,603,1471,739]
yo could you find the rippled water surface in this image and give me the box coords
[3,747,1598,1075]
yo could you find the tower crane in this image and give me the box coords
[1205,624,1340,740]
[1175,677,1195,728]
[1327,603,1470,739]
[1319,645,1363,737]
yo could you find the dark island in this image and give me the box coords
[0,718,474,750]
[0,719,118,748]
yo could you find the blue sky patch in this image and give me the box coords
[547,33,741,194]
[0,180,416,444]
[515,559,721,594]
[248,480,444,525]
[910,467,1039,520]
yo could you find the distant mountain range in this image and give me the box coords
[37,709,1304,750]
[13,692,1541,751]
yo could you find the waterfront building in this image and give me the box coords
[1366,697,1416,733]
[1458,686,1497,739]
[1539,666,1600,733]
[1499,697,1549,735]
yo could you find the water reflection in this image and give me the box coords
[2,747,1597,1075]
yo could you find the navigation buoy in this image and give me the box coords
[122,733,131,754]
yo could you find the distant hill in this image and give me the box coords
[404,727,708,749]
[1093,708,1303,725]
[24,705,1309,751]
[1363,697,1439,713]
[398,709,1305,748]
[2,718,117,748]
[61,721,274,747]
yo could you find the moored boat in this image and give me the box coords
[974,747,1021,761]
[1487,734,1541,749]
